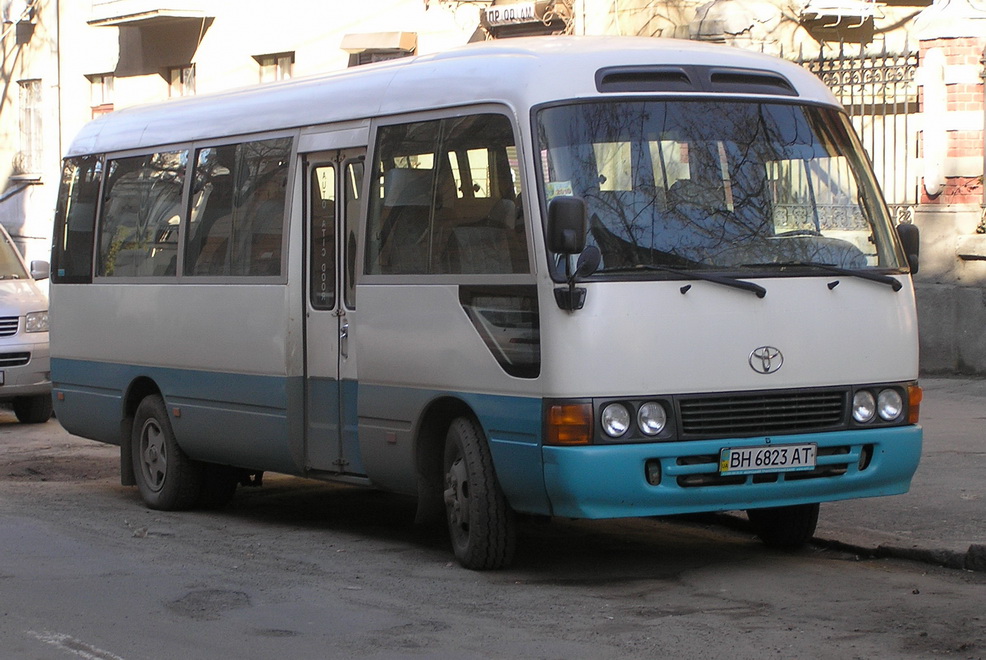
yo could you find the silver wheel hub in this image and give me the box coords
[444,457,469,532]
[139,420,167,493]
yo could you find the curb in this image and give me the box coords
[707,513,986,573]
[812,538,986,573]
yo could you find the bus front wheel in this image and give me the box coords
[443,417,516,570]
[131,395,202,511]
[747,503,819,550]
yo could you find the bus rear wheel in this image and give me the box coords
[747,503,819,550]
[131,395,202,511]
[443,416,516,570]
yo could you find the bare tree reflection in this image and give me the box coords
[537,101,898,273]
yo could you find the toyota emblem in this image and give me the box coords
[749,346,783,374]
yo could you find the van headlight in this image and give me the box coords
[601,403,631,438]
[25,310,49,333]
[637,401,668,436]
[877,388,904,421]
[852,390,876,423]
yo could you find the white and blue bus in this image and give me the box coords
[51,36,923,569]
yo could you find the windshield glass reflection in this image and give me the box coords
[537,101,905,276]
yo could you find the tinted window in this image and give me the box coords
[98,151,186,277]
[52,156,101,283]
[366,114,527,276]
[185,137,292,277]
[310,164,335,309]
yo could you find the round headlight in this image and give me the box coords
[601,403,631,438]
[853,391,876,423]
[637,402,667,436]
[877,389,904,421]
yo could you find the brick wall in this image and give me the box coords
[919,36,985,206]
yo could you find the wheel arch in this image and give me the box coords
[413,396,478,526]
[119,376,163,486]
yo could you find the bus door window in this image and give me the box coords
[343,159,363,309]
[310,164,336,310]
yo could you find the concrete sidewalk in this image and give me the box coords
[814,377,986,571]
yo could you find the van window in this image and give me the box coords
[185,137,292,277]
[538,100,904,273]
[98,151,186,277]
[52,156,101,283]
[310,164,336,309]
[366,113,527,276]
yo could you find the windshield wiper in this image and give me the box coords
[742,261,902,292]
[597,264,767,298]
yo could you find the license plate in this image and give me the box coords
[719,443,817,475]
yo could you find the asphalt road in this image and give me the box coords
[0,411,983,659]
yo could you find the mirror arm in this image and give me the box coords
[554,282,587,311]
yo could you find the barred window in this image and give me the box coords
[16,79,41,175]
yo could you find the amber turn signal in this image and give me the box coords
[545,403,593,445]
[908,385,923,424]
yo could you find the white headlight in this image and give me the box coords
[877,389,903,421]
[601,403,630,437]
[637,402,667,436]
[25,310,48,333]
[852,391,876,423]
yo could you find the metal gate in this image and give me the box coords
[796,43,920,223]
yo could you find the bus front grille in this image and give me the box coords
[674,446,854,488]
[678,389,847,439]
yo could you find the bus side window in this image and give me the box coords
[366,113,527,276]
[98,151,185,278]
[185,137,292,277]
[52,156,101,283]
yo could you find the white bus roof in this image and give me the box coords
[66,35,840,157]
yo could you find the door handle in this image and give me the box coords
[340,319,349,358]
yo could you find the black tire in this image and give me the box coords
[747,503,820,550]
[13,394,53,424]
[131,395,202,510]
[197,464,240,509]
[443,416,516,570]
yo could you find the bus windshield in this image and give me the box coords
[536,100,907,276]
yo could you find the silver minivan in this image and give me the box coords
[0,224,51,423]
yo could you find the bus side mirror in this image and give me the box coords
[546,196,587,255]
[896,223,920,274]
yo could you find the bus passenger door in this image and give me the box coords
[304,149,365,475]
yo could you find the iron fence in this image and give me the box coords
[795,43,920,223]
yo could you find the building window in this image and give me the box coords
[255,52,294,83]
[87,73,115,117]
[15,78,41,176]
[168,64,195,97]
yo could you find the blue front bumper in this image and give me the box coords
[542,425,922,518]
